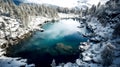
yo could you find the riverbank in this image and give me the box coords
[0,13,79,67]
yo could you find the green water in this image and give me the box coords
[6,19,88,67]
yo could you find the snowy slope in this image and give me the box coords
[22,0,109,9]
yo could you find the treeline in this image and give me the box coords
[0,0,58,28]
[82,2,102,16]
[54,3,103,17]
[98,0,120,26]
[54,2,104,16]
[56,7,82,14]
[82,0,120,26]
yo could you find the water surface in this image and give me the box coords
[6,19,88,67]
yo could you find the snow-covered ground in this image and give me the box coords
[57,8,120,67]
[0,56,35,67]
[0,13,79,46]
[56,17,117,67]
[0,16,34,67]
[1,11,119,67]
[1,0,120,67]
[0,13,79,67]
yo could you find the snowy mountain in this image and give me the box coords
[21,0,109,9]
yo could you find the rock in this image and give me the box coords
[76,59,85,66]
[92,55,102,63]
[55,43,73,51]
[89,36,102,43]
[88,63,103,67]
[101,43,115,66]
[0,56,34,67]
[79,42,90,51]
[82,54,92,61]
[40,29,44,32]
[63,62,79,67]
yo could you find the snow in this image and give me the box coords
[0,16,34,66]
[0,39,7,46]
[1,0,120,66]
[24,0,78,8]
[0,48,5,56]
[0,16,36,67]
[76,59,103,67]
[58,13,79,19]
[63,62,78,67]
[113,57,120,65]
[0,12,80,67]
[57,10,119,66]
[88,63,103,67]
[0,56,35,67]
[86,17,114,39]
[82,54,92,61]
[79,42,90,52]
[23,0,109,8]
[28,13,79,31]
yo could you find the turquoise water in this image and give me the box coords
[6,19,88,67]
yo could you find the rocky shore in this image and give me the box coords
[56,2,120,66]
[0,0,120,67]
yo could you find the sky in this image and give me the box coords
[23,0,109,8]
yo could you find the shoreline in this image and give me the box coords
[0,13,79,67]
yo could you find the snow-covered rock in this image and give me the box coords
[0,16,36,67]
[79,42,90,51]
[0,56,35,67]
[0,9,81,67]
[57,1,120,66]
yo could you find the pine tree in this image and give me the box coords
[97,2,101,8]
[0,0,58,28]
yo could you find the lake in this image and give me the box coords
[5,19,88,67]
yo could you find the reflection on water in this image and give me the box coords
[6,19,88,67]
